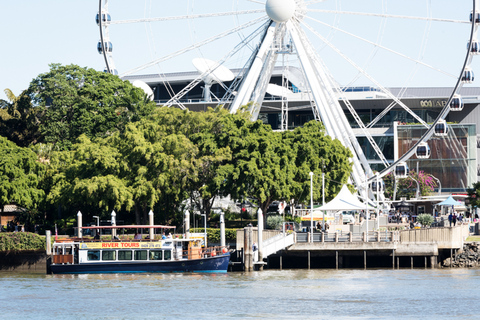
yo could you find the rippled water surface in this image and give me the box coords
[1,269,478,319]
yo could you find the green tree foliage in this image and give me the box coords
[0,89,42,147]
[0,137,45,214]
[283,120,353,204]
[467,181,480,208]
[221,115,296,216]
[46,135,132,224]
[27,64,156,150]
[114,118,197,224]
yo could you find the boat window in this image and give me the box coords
[87,250,100,261]
[102,251,116,261]
[134,250,148,260]
[149,250,163,261]
[164,250,172,261]
[118,250,132,261]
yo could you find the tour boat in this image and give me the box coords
[49,225,230,274]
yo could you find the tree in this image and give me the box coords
[27,64,156,150]
[467,181,480,209]
[0,89,42,147]
[113,118,197,224]
[384,170,438,200]
[0,136,45,216]
[221,116,296,217]
[46,135,133,224]
[283,120,353,205]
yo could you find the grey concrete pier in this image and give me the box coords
[236,225,470,270]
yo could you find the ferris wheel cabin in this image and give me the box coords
[97,41,113,54]
[96,12,111,26]
[461,67,474,83]
[470,10,480,24]
[395,162,409,178]
[468,40,480,55]
[370,180,385,192]
[449,94,464,111]
[415,142,431,159]
[434,120,449,136]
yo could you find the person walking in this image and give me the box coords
[448,213,453,227]
[452,212,457,227]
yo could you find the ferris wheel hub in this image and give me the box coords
[266,0,296,23]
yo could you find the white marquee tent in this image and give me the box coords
[317,185,369,211]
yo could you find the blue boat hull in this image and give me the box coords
[50,253,230,274]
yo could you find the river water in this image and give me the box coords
[1,268,478,319]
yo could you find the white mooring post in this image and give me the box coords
[220,211,226,248]
[77,211,82,239]
[111,210,117,239]
[46,230,52,255]
[244,225,253,272]
[257,208,264,270]
[148,210,154,240]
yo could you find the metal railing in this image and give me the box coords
[295,231,399,243]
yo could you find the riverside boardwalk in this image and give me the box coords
[235,223,471,271]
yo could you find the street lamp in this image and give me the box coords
[322,171,325,231]
[430,175,442,196]
[309,171,314,243]
[196,213,207,247]
[92,215,100,239]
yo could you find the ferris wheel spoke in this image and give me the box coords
[246,0,265,5]
[306,9,469,24]
[164,21,270,107]
[120,16,268,77]
[110,9,265,25]
[302,21,429,128]
[304,15,457,79]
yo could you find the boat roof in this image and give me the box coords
[76,225,175,230]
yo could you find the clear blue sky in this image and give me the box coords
[1,1,478,102]
[1,1,103,101]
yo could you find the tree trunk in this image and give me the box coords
[135,204,141,225]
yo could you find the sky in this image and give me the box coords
[1,1,103,101]
[1,1,478,102]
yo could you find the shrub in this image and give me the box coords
[190,228,237,243]
[0,232,46,252]
[266,215,284,230]
[416,214,434,227]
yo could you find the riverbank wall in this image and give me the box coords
[0,251,48,273]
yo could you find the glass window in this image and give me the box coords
[118,250,132,261]
[164,250,172,261]
[417,206,426,215]
[134,250,148,260]
[87,250,100,261]
[102,251,116,261]
[150,250,163,261]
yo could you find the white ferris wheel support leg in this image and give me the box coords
[230,22,278,115]
[286,20,372,200]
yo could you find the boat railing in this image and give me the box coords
[180,246,229,260]
[67,235,181,242]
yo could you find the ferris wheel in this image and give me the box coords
[96,0,480,201]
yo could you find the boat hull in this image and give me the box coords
[50,253,230,274]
